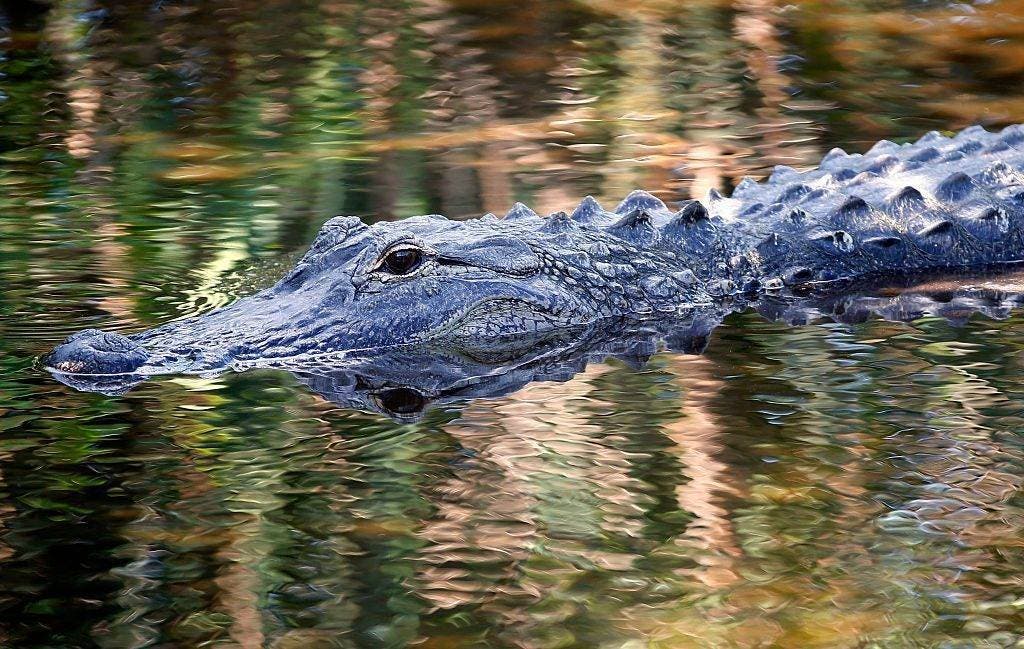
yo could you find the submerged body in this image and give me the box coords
[48,124,1024,380]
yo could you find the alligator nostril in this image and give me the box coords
[47,329,150,375]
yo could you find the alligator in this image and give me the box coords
[49,271,1024,418]
[47,124,1024,399]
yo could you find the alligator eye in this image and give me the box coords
[381,248,424,275]
[376,388,427,415]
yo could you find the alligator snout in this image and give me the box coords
[46,329,151,375]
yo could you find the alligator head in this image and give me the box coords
[46,193,712,381]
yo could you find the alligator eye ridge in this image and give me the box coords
[381,247,424,275]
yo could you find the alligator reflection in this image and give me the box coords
[49,271,1024,420]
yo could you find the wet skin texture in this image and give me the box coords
[47,124,1024,385]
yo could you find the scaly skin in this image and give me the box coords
[47,124,1024,384]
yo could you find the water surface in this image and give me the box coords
[3,1,1024,647]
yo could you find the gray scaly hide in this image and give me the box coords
[45,124,1024,388]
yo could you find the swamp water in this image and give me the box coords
[2,1,1024,647]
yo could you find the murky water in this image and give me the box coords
[4,1,1024,647]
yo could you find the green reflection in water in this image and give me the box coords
[3,0,1024,647]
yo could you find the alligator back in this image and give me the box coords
[496,125,1024,294]
[715,124,1024,287]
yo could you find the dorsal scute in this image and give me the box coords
[504,202,538,221]
[956,124,988,140]
[863,154,900,175]
[917,130,947,146]
[614,190,666,215]
[820,147,849,168]
[769,165,799,184]
[675,200,709,224]
[777,183,811,204]
[570,195,606,223]
[836,195,870,218]
[907,146,940,163]
[662,201,712,239]
[540,211,578,234]
[886,185,928,215]
[1000,124,1024,146]
[733,176,761,198]
[867,139,898,155]
[607,208,660,245]
[936,171,975,202]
